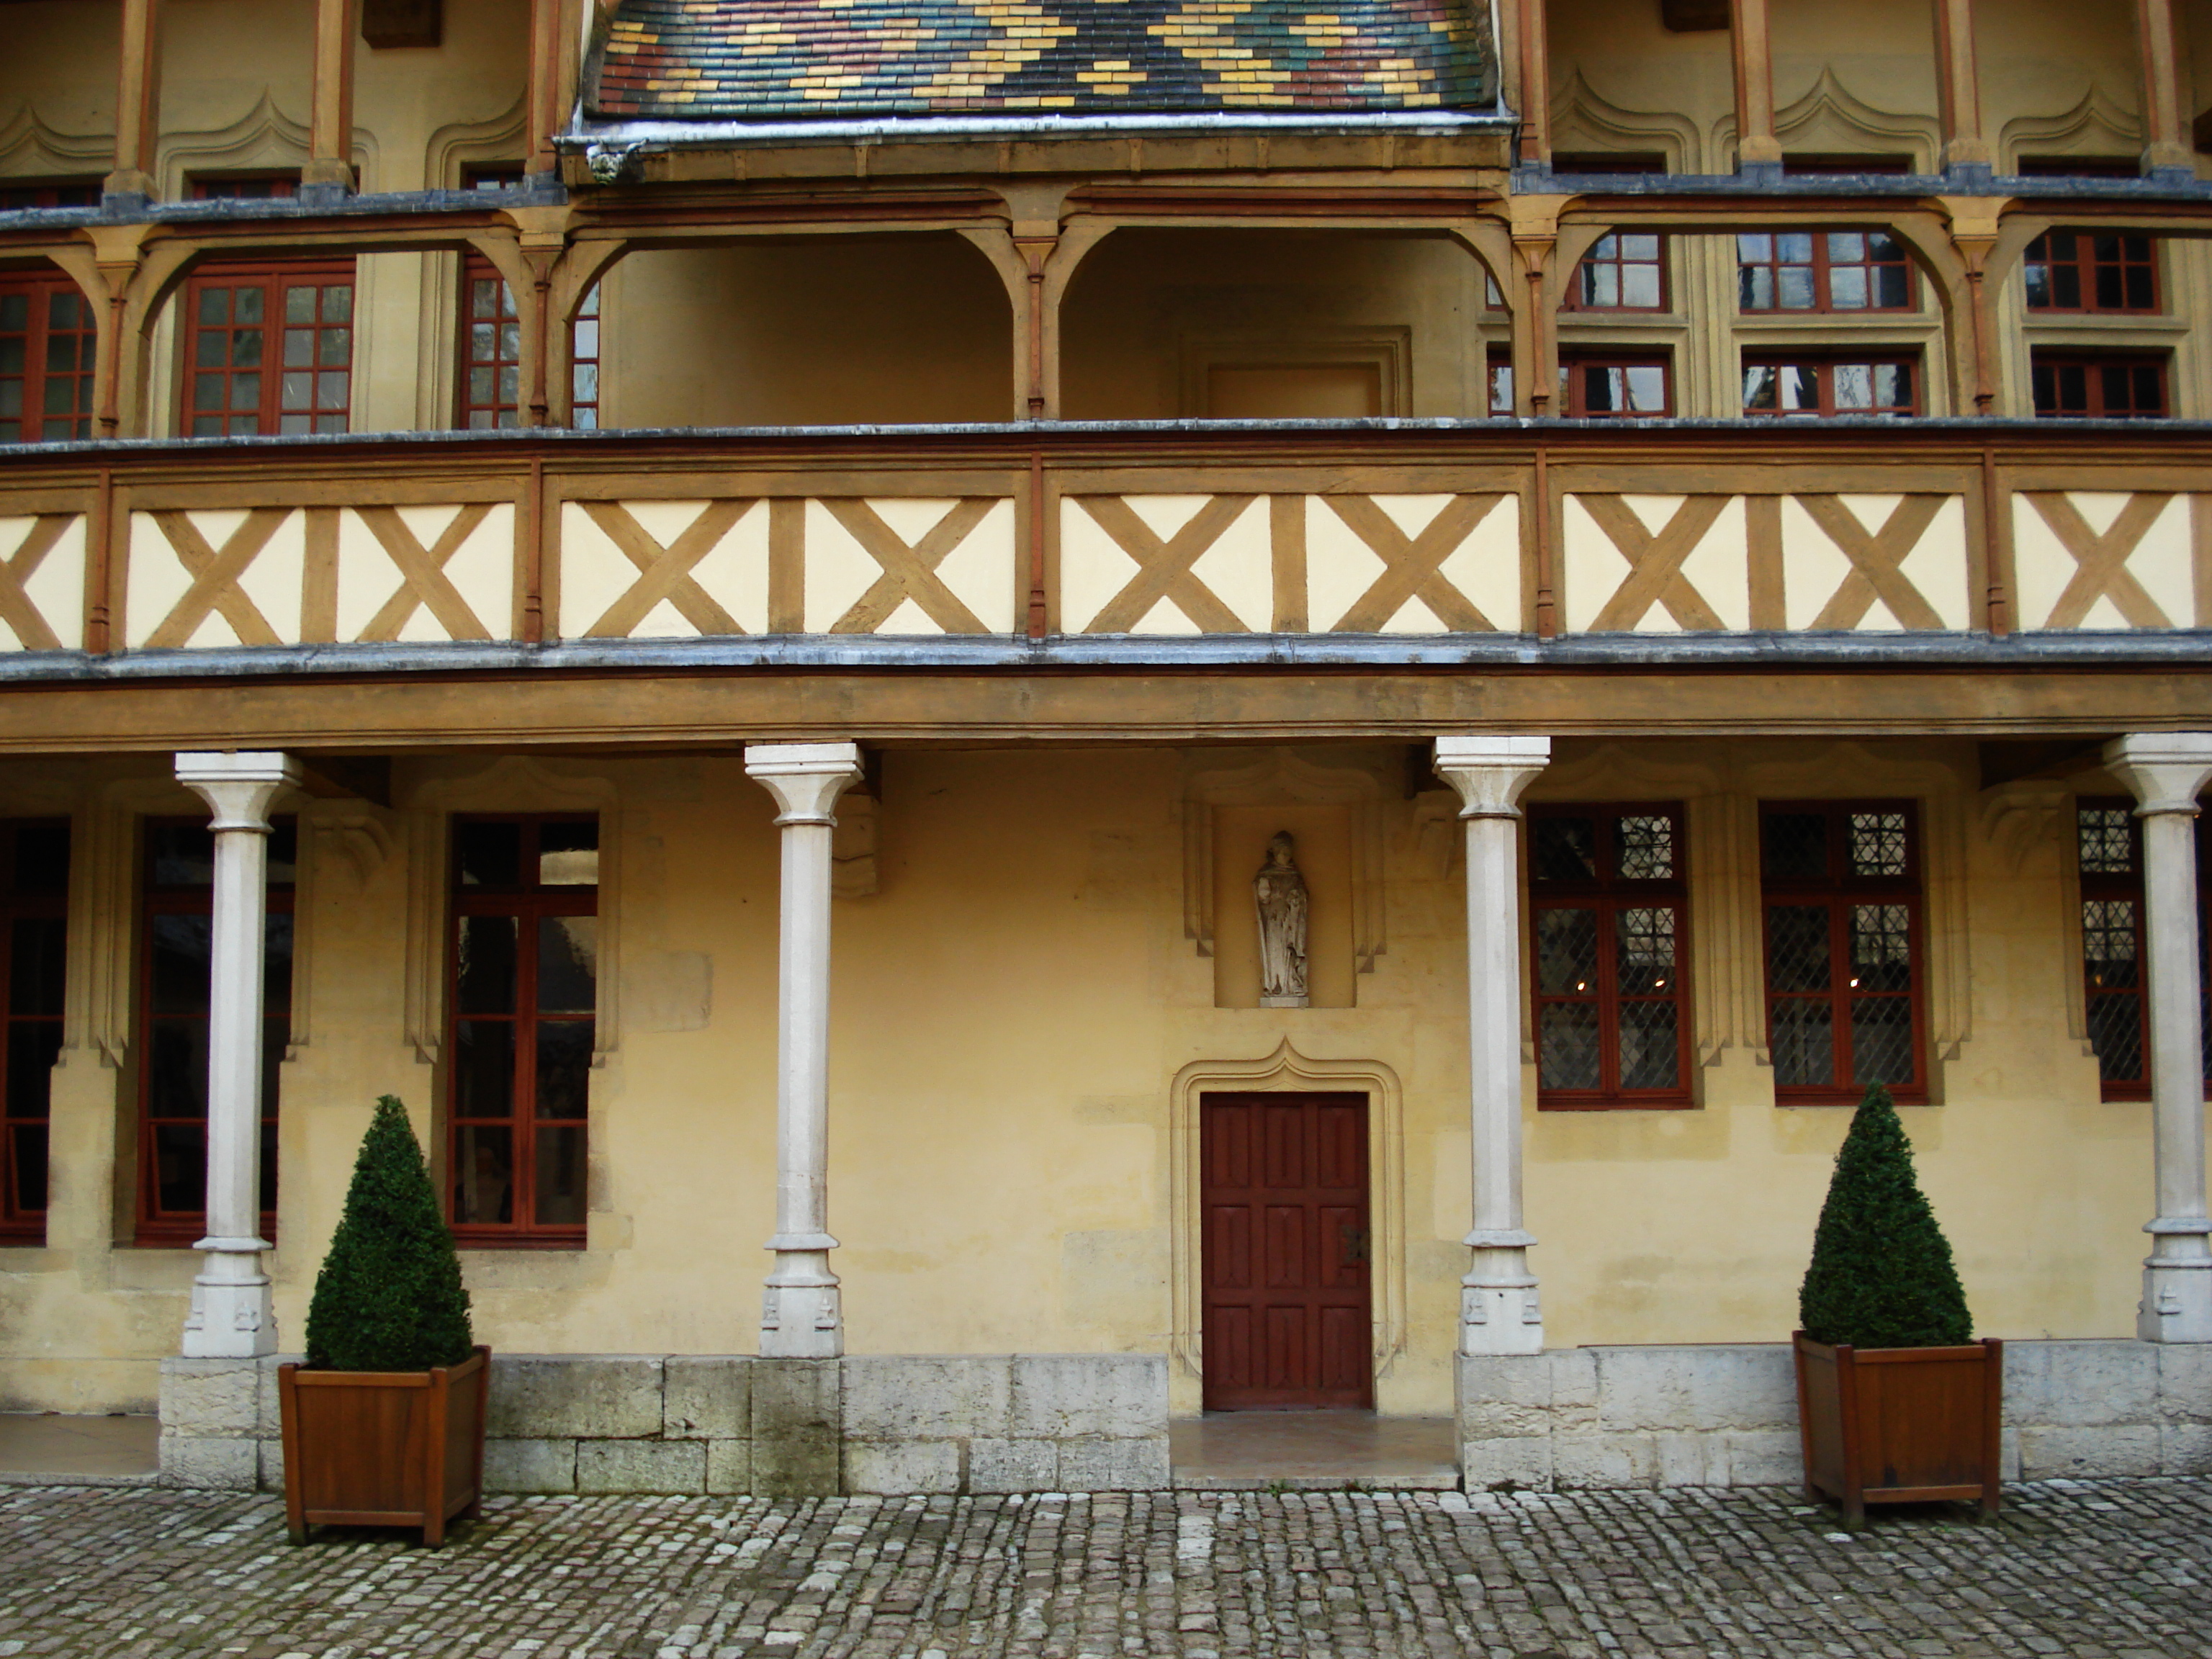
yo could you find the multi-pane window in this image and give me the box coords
[2075,800,2212,1101]
[181,263,354,436]
[0,822,68,1243]
[449,817,596,1245]
[1529,805,1691,1108]
[454,262,603,431]
[0,182,100,210]
[1487,350,1514,415]
[138,818,292,1245]
[1743,356,1919,418]
[2023,232,2159,313]
[1566,233,1668,311]
[1761,801,1925,1103]
[187,175,298,201]
[570,286,602,428]
[0,277,96,444]
[1738,230,1915,312]
[2031,351,2169,419]
[1559,354,1671,418]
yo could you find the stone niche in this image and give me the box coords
[1211,804,1355,1010]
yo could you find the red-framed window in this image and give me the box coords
[1559,354,1671,418]
[186,174,297,201]
[0,821,68,1244]
[2024,232,2159,314]
[1780,155,1913,177]
[454,260,603,431]
[136,817,292,1246]
[448,816,596,1246]
[1529,804,1692,1109]
[1737,230,1915,312]
[2031,351,2168,419]
[1486,349,1514,414]
[570,285,601,429]
[1552,153,1668,175]
[1761,801,1925,1104]
[1743,354,1920,418]
[2075,800,2212,1101]
[181,261,354,436]
[1565,233,1668,312]
[0,275,96,444]
[462,164,526,192]
[0,182,100,211]
[2017,157,2140,179]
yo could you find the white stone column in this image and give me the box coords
[745,742,863,1358]
[2105,733,2212,1343]
[1434,735,1552,1355]
[174,751,302,1359]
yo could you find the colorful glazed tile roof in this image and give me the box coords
[589,0,1497,120]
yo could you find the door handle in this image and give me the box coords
[1339,1226,1370,1267]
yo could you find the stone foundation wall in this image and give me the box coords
[158,1352,1170,1496]
[1457,1339,2212,1492]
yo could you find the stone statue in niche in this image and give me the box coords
[1254,831,1310,1009]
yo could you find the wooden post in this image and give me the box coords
[1514,0,1550,167]
[526,0,565,181]
[304,0,359,193]
[2134,0,2193,173]
[1729,0,1782,168]
[105,0,164,199]
[1931,0,1991,171]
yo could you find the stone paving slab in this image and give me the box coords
[0,1477,2206,1658]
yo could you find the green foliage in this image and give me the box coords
[1799,1083,1973,1349]
[305,1097,475,1372]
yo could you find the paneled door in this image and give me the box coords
[1200,1092,1372,1410]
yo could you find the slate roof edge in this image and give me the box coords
[560,108,1516,150]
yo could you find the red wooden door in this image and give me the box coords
[1200,1092,1372,1410]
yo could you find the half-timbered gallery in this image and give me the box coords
[1,0,2210,1496]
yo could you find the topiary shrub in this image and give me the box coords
[1799,1083,1973,1349]
[305,1096,475,1371]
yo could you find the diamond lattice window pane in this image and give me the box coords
[1539,1004,1601,1090]
[1617,905,1676,992]
[1850,904,1913,993]
[2082,899,2140,988]
[1616,815,1674,880]
[1848,812,1908,877]
[1763,812,1827,881]
[1771,998,1834,1086]
[1851,997,1913,1088]
[1532,818,1597,882]
[1766,905,1832,992]
[2086,993,2145,1084]
[2077,806,2134,875]
[1617,1000,1679,1089]
[1535,908,1600,996]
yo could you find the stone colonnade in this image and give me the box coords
[170,732,2212,1373]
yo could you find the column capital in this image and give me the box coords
[745,742,863,825]
[175,752,304,830]
[2103,733,2212,817]
[1433,736,1551,819]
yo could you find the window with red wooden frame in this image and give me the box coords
[181,262,354,436]
[2074,800,2212,1102]
[1559,354,1671,418]
[1761,801,1925,1104]
[2015,157,2140,178]
[136,818,292,1246]
[0,275,96,444]
[1742,354,1919,417]
[2031,351,2168,419]
[187,174,298,201]
[0,181,100,210]
[448,817,596,1246]
[570,284,601,429]
[1737,230,1915,312]
[1486,348,1514,414]
[2024,231,2159,314]
[1564,233,1669,312]
[455,258,603,431]
[0,821,68,1244]
[1780,155,1914,176]
[1529,804,1693,1109]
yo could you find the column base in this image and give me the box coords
[760,1282,843,1359]
[1460,1282,1544,1357]
[2138,1258,2212,1343]
[181,1275,277,1359]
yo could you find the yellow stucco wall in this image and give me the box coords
[0,740,2193,1419]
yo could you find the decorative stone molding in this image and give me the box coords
[1999,86,2142,173]
[1166,1041,1409,1385]
[1549,68,1704,171]
[153,92,376,199]
[0,105,114,181]
[1714,66,1941,173]
[289,803,397,1057]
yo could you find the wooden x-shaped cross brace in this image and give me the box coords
[143,508,292,648]
[1076,495,1256,634]
[1323,494,1504,632]
[578,500,754,637]
[820,498,996,634]
[1581,495,1729,631]
[353,504,496,642]
[1793,495,1947,630]
[0,515,74,651]
[2026,492,2177,629]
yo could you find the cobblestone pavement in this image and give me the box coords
[0,1479,2206,1659]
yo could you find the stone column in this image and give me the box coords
[2104,734,2212,1343]
[1931,0,1992,172]
[1434,736,1551,1355]
[302,0,358,198]
[2133,0,2192,175]
[174,752,302,1359]
[104,0,164,202]
[745,742,863,1359]
[1513,0,1551,168]
[1729,0,1782,171]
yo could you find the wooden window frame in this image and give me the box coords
[1529,802,1694,1110]
[0,181,102,210]
[570,284,602,430]
[1563,232,1670,313]
[186,174,299,201]
[1485,348,1514,414]
[2023,231,2162,315]
[1552,152,1669,174]
[180,260,356,438]
[1558,353,1673,418]
[2030,350,2170,419]
[2075,799,2212,1102]
[1780,155,1915,176]
[1742,353,1921,418]
[1760,799,1928,1106]
[447,814,597,1249]
[1737,229,1917,314]
[0,274,98,444]
[457,253,523,430]
[134,817,292,1248]
[0,821,68,1244]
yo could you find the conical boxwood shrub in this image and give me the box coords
[1799,1083,1973,1349]
[305,1096,475,1371]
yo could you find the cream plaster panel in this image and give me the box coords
[332,503,513,642]
[1779,495,1969,631]
[125,508,225,647]
[2126,499,2196,625]
[926,498,1017,635]
[1060,496,1243,635]
[0,515,86,652]
[1560,496,1618,634]
[1182,500,1271,632]
[2013,493,2193,631]
[1672,498,1750,633]
[804,500,908,633]
[2013,496,2074,630]
[1131,595,1203,634]
[1565,495,1749,634]
[1434,498,1524,633]
[1058,504,1141,634]
[1780,498,1855,631]
[1305,503,1388,632]
[230,511,307,644]
[557,500,770,639]
[1892,497,1970,631]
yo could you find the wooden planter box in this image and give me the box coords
[277,1346,490,1546]
[1794,1331,2001,1524]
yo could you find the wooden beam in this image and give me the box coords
[104,0,163,199]
[1514,0,1550,167]
[1977,739,2108,791]
[526,0,564,180]
[1729,0,1782,168]
[1931,0,1991,171]
[304,0,359,193]
[294,754,393,805]
[2135,0,2193,172]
